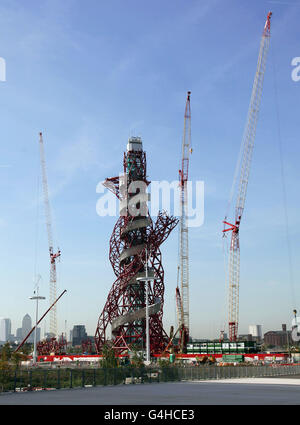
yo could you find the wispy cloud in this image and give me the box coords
[52,133,119,197]
[26,129,120,214]
[106,1,219,84]
[268,1,300,5]
[180,0,220,26]
[55,136,98,179]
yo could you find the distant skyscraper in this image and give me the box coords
[72,325,87,346]
[16,328,23,341]
[249,325,262,340]
[35,328,41,343]
[22,314,33,343]
[0,318,11,342]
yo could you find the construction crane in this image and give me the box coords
[178,91,192,350]
[39,132,61,337]
[222,12,272,341]
[175,285,187,352]
[14,290,67,353]
[161,285,186,356]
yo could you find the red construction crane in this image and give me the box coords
[223,12,272,341]
[175,286,188,352]
[14,290,67,353]
[178,91,192,349]
[39,132,61,337]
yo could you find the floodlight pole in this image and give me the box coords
[30,286,45,364]
[145,249,150,364]
[136,248,153,365]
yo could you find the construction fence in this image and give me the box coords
[1,364,300,393]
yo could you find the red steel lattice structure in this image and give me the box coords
[95,137,178,354]
[37,336,67,356]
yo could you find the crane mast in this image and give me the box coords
[39,132,61,337]
[178,91,192,348]
[175,286,186,352]
[223,12,272,341]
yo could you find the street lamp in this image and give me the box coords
[136,248,154,366]
[30,280,45,364]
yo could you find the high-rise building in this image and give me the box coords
[14,317,41,344]
[72,325,87,346]
[249,325,262,341]
[22,314,33,343]
[35,328,41,343]
[16,328,23,340]
[0,318,11,342]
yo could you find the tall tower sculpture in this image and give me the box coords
[95,137,178,354]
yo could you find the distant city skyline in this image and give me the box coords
[0,312,291,344]
[0,312,294,348]
[0,312,93,345]
[0,314,41,344]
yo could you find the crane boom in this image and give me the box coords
[223,12,272,341]
[39,132,61,337]
[14,290,67,353]
[178,91,191,347]
[176,286,184,331]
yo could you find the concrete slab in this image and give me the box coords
[193,378,300,386]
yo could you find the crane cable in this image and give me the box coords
[271,47,297,310]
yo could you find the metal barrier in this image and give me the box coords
[1,364,300,393]
[178,364,300,381]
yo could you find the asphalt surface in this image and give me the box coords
[1,379,300,405]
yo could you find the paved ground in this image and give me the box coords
[1,379,300,405]
[269,374,300,379]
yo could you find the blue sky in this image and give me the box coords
[0,0,299,340]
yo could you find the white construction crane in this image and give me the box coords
[223,12,272,341]
[178,91,192,349]
[39,132,61,337]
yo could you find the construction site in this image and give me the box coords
[7,11,298,369]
